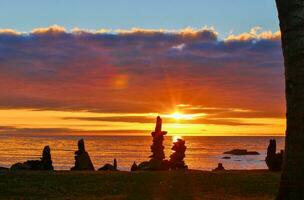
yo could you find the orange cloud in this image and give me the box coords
[225,27,281,41]
[31,25,66,35]
[0,29,20,35]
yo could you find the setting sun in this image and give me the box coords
[171,112,184,120]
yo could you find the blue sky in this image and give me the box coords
[0,0,279,38]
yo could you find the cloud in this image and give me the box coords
[31,25,67,35]
[225,26,281,41]
[63,116,266,126]
[0,25,284,120]
[0,126,147,136]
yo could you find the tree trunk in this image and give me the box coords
[275,1,304,199]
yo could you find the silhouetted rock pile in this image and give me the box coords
[137,116,169,170]
[213,163,225,171]
[71,139,95,171]
[224,149,260,155]
[169,139,187,170]
[150,116,167,161]
[131,162,138,171]
[266,139,283,171]
[11,146,54,171]
[98,159,118,171]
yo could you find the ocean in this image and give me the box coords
[0,135,284,171]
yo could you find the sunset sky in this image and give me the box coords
[0,1,285,136]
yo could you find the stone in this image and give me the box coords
[71,139,95,171]
[98,159,118,171]
[224,149,260,155]
[10,145,54,171]
[41,145,54,170]
[137,116,169,171]
[149,116,167,161]
[222,156,231,159]
[265,139,283,171]
[169,139,188,170]
[213,163,225,171]
[131,161,138,171]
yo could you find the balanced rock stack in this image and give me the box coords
[169,138,187,170]
[213,163,225,171]
[71,139,95,171]
[150,116,167,161]
[41,145,54,170]
[138,116,169,170]
[11,145,54,171]
[131,162,138,171]
[265,139,283,171]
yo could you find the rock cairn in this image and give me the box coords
[11,145,54,171]
[71,139,95,171]
[131,161,138,171]
[266,139,283,171]
[137,116,169,170]
[169,138,187,170]
[149,116,167,161]
[213,163,225,171]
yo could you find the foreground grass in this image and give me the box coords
[0,170,280,200]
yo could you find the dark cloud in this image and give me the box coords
[0,125,148,136]
[63,116,267,126]
[0,26,284,118]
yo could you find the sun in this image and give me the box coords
[170,112,194,120]
[171,112,184,120]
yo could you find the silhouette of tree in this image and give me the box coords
[275,1,304,199]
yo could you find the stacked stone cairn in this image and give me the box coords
[11,145,54,171]
[137,116,170,170]
[266,139,283,171]
[169,138,188,170]
[71,139,95,171]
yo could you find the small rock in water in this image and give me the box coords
[224,149,259,155]
[222,156,231,159]
[98,159,118,171]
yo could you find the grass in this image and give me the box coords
[0,170,280,200]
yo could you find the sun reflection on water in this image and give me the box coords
[172,135,183,143]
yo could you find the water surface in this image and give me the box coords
[0,135,284,171]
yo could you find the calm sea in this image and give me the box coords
[0,135,284,171]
